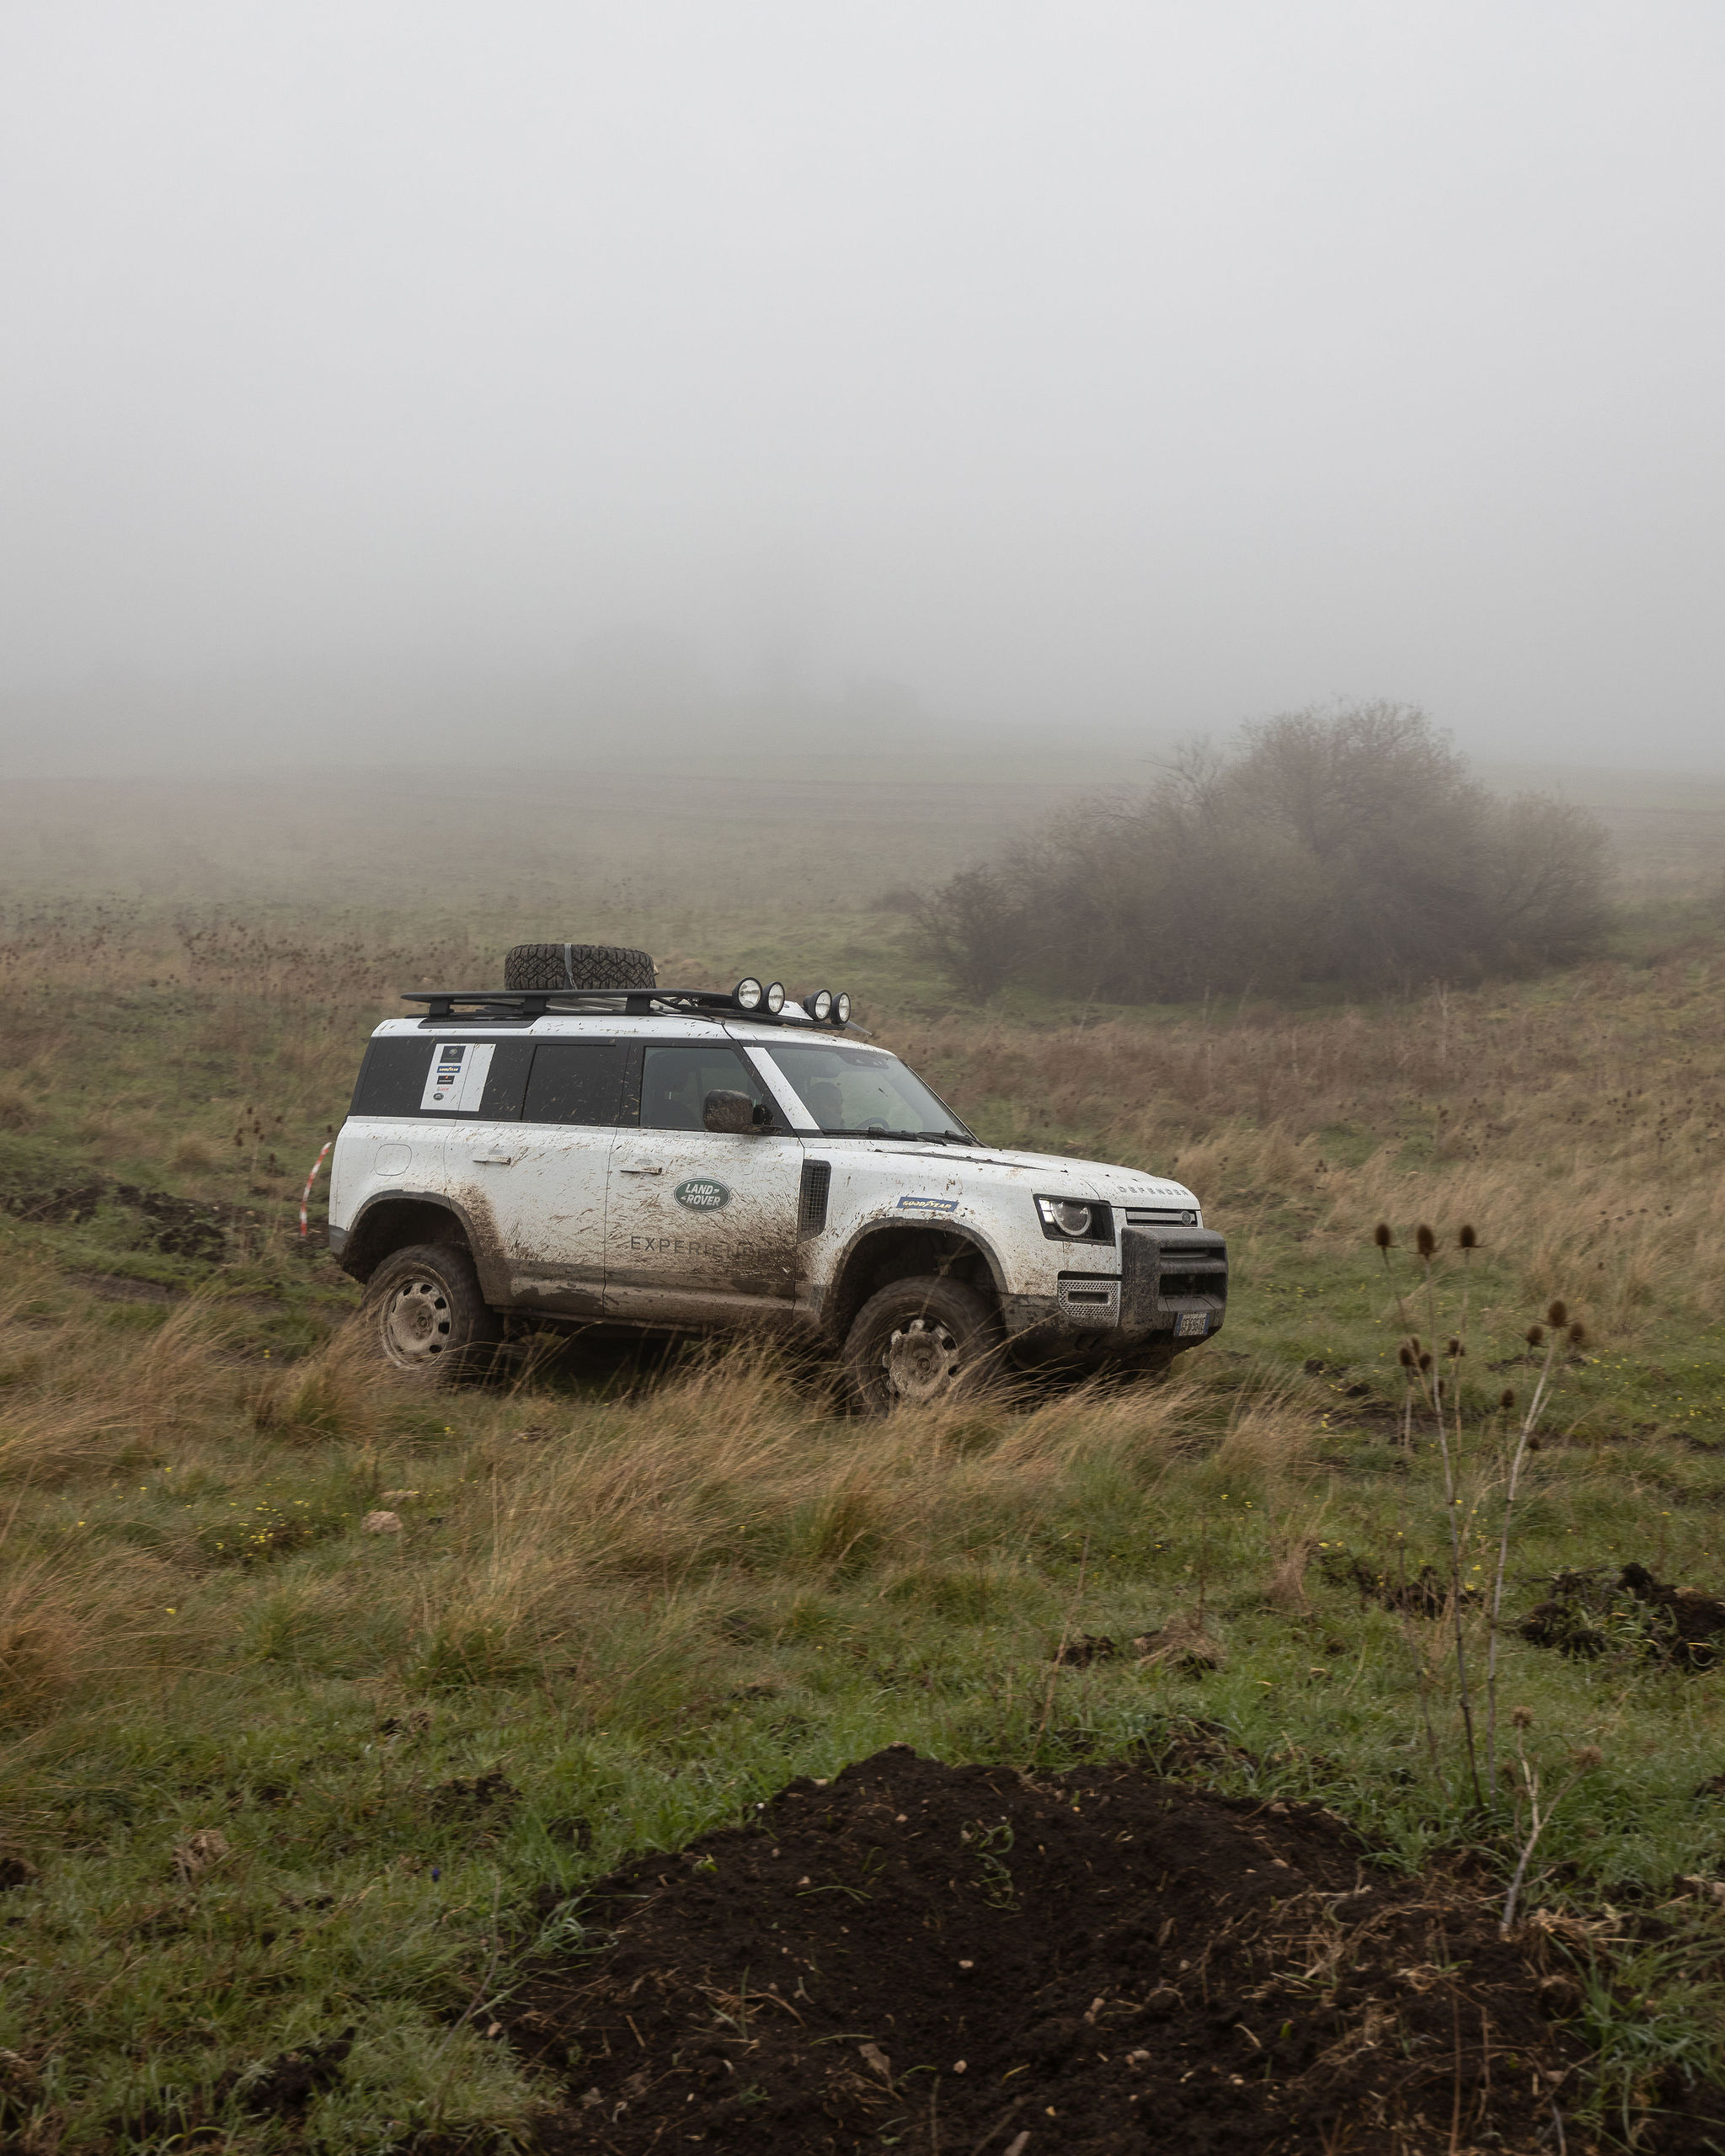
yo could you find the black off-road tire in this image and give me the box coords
[362,1243,502,1380]
[843,1276,1002,1415]
[504,942,656,992]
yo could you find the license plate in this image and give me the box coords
[1175,1312,1208,1337]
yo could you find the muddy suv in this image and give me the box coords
[328,945,1226,1408]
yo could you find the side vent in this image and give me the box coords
[798,1160,832,1239]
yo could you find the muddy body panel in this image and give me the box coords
[329,1011,1226,1358]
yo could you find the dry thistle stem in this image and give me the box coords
[1416,1224,1437,1259]
[1458,1224,1478,1250]
[1511,1705,1535,1730]
[1374,1222,1393,1249]
[1546,1299,1568,1328]
[1525,1325,1545,1348]
[1499,1389,1516,1411]
[1567,1321,1588,1348]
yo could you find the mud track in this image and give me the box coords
[506,1747,1723,2154]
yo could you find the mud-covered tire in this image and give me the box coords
[362,1243,502,1380]
[843,1276,1001,1415]
[504,942,656,992]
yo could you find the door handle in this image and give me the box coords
[618,1165,663,1175]
[470,1153,514,1166]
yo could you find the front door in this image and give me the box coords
[606,1041,803,1322]
[463,1038,629,1316]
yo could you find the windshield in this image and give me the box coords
[761,1043,974,1141]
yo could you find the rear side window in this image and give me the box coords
[350,1037,534,1119]
[522,1042,631,1126]
[350,1038,435,1118]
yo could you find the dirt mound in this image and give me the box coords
[1521,1562,1725,1670]
[507,1746,1685,2155]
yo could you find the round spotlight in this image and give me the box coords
[734,977,763,1010]
[833,991,852,1023]
[804,989,832,1022]
[764,980,786,1013]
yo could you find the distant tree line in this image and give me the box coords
[919,703,1610,1002]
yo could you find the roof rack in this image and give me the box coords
[403,987,842,1027]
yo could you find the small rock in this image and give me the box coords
[858,2041,892,2082]
[0,2049,40,2101]
[174,1828,231,1879]
[361,1510,403,1535]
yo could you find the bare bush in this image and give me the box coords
[915,865,1033,1002]
[922,703,1610,1001]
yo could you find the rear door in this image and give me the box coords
[605,1040,803,1323]
[451,1038,629,1316]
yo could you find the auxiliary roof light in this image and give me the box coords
[734,977,763,1010]
[833,991,852,1024]
[804,989,833,1022]
[764,980,787,1013]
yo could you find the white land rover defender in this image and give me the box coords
[328,942,1226,1409]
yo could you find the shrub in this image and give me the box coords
[922,703,1610,1001]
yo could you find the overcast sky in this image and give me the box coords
[3,1,1722,775]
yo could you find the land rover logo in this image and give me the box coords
[674,1177,730,1211]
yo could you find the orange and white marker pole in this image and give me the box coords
[298,1140,334,1239]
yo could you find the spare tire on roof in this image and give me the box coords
[504,942,657,992]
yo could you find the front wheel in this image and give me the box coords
[362,1243,501,1380]
[842,1276,1001,1414]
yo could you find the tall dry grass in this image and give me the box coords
[398,1346,1318,1688]
[900,955,1725,1332]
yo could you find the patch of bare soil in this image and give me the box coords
[507,1747,1717,2155]
[3,1179,232,1261]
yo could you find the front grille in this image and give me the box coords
[1124,1205,1200,1229]
[1119,1225,1228,1332]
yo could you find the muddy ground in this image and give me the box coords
[500,1746,1725,2155]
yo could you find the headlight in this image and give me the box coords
[734,977,763,1011]
[1036,1196,1113,1243]
[765,980,786,1014]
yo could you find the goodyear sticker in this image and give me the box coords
[896,1195,958,1214]
[675,1177,731,1211]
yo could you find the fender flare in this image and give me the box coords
[820,1215,1011,1338]
[338,1188,507,1299]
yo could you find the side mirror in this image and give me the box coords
[702,1088,763,1134]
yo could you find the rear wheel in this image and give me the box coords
[843,1276,1000,1414]
[363,1243,501,1380]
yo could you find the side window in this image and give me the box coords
[350,1037,536,1119]
[475,1039,533,1121]
[522,1042,631,1127]
[638,1045,769,1133]
[350,1038,433,1118]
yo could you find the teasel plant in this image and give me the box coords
[1484,1302,1587,1795]
[1374,1221,1588,1817]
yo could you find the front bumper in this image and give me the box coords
[1002,1225,1228,1345]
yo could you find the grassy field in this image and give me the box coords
[6,889,1725,2149]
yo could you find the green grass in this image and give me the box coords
[6,902,1725,2147]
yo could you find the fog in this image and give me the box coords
[3,1,1722,778]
